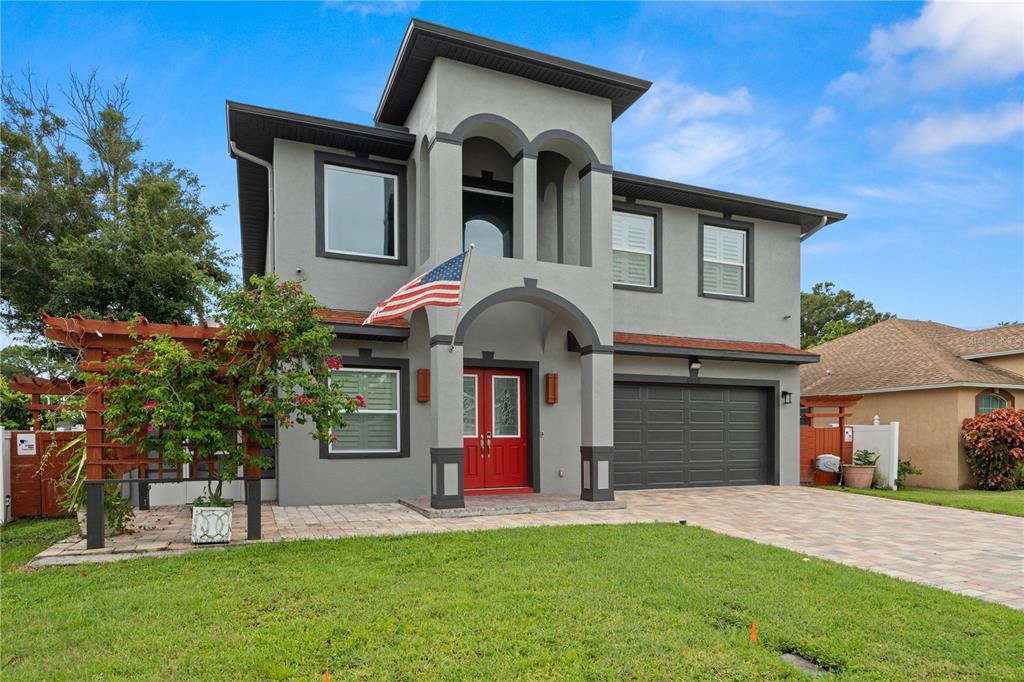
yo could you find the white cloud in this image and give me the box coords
[830,1,1024,95]
[966,222,1023,238]
[809,106,836,129]
[615,78,782,183]
[325,1,419,17]
[895,103,1024,156]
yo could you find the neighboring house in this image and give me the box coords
[225,20,843,508]
[801,319,1024,489]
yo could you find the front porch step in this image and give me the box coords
[398,493,626,518]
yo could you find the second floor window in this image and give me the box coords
[324,165,398,259]
[612,210,655,287]
[702,223,748,298]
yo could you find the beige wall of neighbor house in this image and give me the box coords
[978,353,1024,377]
[851,385,1024,489]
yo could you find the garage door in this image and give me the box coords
[613,382,771,489]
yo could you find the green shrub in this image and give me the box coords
[961,408,1024,491]
[895,459,923,489]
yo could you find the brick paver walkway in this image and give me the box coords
[31,486,1023,608]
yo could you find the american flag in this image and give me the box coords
[362,251,468,325]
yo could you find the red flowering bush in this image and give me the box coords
[961,408,1024,491]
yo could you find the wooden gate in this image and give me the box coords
[799,395,861,484]
[9,431,78,518]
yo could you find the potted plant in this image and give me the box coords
[100,275,360,544]
[843,449,879,488]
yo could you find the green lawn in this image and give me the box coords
[0,516,78,574]
[828,486,1024,517]
[2,520,1022,680]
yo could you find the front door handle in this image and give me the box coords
[485,432,492,457]
[479,434,485,458]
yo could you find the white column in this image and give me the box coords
[513,154,537,261]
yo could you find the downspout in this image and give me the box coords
[799,214,829,242]
[229,141,275,275]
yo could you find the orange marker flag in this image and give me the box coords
[750,621,757,643]
[324,669,330,682]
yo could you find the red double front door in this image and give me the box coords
[463,369,528,491]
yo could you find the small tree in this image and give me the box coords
[100,275,360,504]
[961,408,1024,491]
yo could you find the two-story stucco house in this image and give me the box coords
[225,20,844,509]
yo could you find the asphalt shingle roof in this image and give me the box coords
[800,319,1024,396]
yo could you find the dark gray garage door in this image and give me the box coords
[613,382,771,489]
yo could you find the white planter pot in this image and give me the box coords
[191,506,233,544]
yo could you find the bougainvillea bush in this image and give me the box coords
[961,408,1024,491]
[100,275,360,505]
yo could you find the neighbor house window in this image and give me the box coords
[463,187,513,258]
[612,210,655,287]
[701,218,750,298]
[329,368,400,454]
[324,165,398,259]
[977,391,1009,415]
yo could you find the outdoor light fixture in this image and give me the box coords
[781,391,793,405]
[689,358,702,371]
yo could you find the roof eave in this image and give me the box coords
[615,343,820,365]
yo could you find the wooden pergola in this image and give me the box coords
[40,314,264,548]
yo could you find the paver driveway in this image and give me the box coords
[620,486,1024,609]
[34,486,1023,608]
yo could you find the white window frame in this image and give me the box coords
[703,224,748,298]
[612,210,656,288]
[463,374,478,437]
[490,375,521,438]
[323,164,400,260]
[329,368,401,454]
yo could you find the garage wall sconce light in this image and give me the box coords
[688,357,701,378]
[781,391,793,405]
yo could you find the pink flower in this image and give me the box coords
[356,394,367,408]
[146,425,154,432]
[329,434,338,443]
[144,401,156,412]
[263,396,273,404]
[326,356,342,371]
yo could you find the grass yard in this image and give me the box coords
[2,520,1022,680]
[828,486,1024,517]
[1,517,78,575]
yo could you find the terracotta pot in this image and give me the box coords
[843,464,875,489]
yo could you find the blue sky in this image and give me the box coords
[3,1,1022,329]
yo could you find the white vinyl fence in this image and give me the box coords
[852,422,900,490]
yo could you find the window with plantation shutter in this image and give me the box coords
[702,224,747,297]
[329,369,400,453]
[612,210,655,287]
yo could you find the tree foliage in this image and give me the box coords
[1,71,232,337]
[800,282,894,349]
[99,276,361,505]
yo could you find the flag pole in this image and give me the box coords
[449,244,474,352]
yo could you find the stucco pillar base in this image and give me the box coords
[581,446,614,501]
[430,448,465,509]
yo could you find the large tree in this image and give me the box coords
[1,71,233,338]
[801,282,893,348]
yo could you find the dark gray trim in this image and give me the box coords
[463,175,514,194]
[320,356,411,460]
[527,129,603,167]
[330,323,410,342]
[456,286,602,347]
[430,447,465,509]
[375,19,651,125]
[512,149,539,163]
[698,214,754,303]
[428,132,462,150]
[314,151,408,266]
[580,446,615,501]
[464,357,542,492]
[612,201,663,293]
[577,162,613,178]
[614,343,818,365]
[449,113,530,153]
[429,334,462,347]
[613,374,781,486]
[138,481,150,511]
[579,344,616,356]
[613,170,845,233]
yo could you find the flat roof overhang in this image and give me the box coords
[375,19,652,126]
